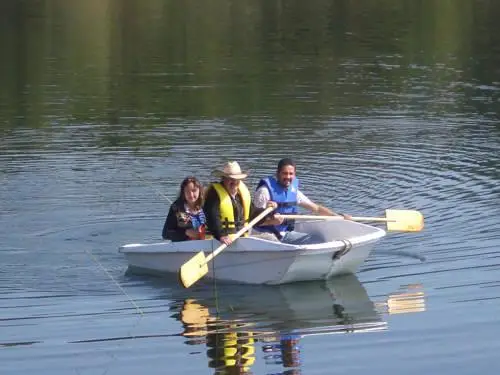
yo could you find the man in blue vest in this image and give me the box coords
[253,158,350,244]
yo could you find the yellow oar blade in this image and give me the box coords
[179,251,209,288]
[178,206,275,288]
[385,209,424,232]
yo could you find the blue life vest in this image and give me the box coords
[256,176,299,234]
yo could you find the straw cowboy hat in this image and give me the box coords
[213,161,248,180]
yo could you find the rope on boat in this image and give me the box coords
[336,239,353,258]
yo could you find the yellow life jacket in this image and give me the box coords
[211,181,251,238]
[239,332,256,369]
[207,330,255,371]
[222,331,238,363]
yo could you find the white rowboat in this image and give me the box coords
[119,219,386,285]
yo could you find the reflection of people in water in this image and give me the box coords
[176,274,399,374]
[280,334,301,369]
[179,299,256,374]
[263,333,302,374]
[207,325,255,375]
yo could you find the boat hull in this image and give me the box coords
[119,220,386,285]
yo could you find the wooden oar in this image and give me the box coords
[179,206,275,288]
[279,209,424,232]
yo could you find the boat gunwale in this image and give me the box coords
[118,226,386,255]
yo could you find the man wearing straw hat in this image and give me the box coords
[203,161,277,246]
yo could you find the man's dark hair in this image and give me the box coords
[277,158,296,173]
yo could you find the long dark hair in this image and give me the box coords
[178,176,204,210]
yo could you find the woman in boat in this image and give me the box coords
[162,176,206,241]
[203,161,277,246]
[253,158,351,244]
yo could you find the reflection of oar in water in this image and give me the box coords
[280,209,424,232]
[179,207,275,288]
[375,284,426,315]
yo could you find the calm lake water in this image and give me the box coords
[1,0,500,374]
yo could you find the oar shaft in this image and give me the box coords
[279,214,343,220]
[204,243,228,264]
[279,209,424,233]
[279,214,394,222]
[204,206,275,264]
[351,216,393,222]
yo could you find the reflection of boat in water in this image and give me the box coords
[169,274,387,337]
[165,274,388,374]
